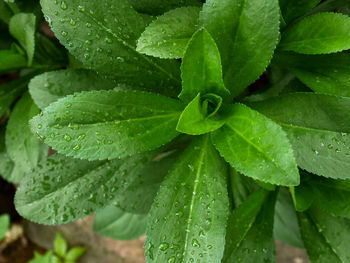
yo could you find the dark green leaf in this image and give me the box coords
[212,103,299,186]
[176,94,227,135]
[274,188,304,248]
[279,0,321,24]
[129,0,201,16]
[249,93,350,179]
[5,93,48,183]
[0,46,27,73]
[0,1,13,23]
[279,12,350,54]
[40,0,181,95]
[146,136,229,263]
[15,151,162,225]
[9,12,36,65]
[137,7,200,59]
[291,183,314,212]
[223,190,276,263]
[200,0,280,97]
[94,206,147,240]
[29,69,118,110]
[179,28,229,103]
[273,52,350,97]
[30,90,183,161]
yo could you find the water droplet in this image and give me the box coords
[192,239,200,248]
[86,22,92,28]
[61,31,68,36]
[60,0,67,10]
[37,124,43,129]
[105,37,112,44]
[159,242,169,251]
[73,145,81,151]
[64,134,71,142]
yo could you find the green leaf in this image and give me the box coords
[291,183,314,212]
[54,232,68,257]
[279,12,350,54]
[137,7,200,59]
[274,188,304,248]
[176,94,227,135]
[200,0,280,97]
[300,206,350,262]
[212,103,299,186]
[28,251,54,263]
[65,247,86,262]
[223,190,276,263]
[311,177,350,218]
[5,93,48,183]
[9,12,36,65]
[112,149,181,214]
[0,46,27,73]
[273,52,350,97]
[308,0,350,15]
[179,28,230,103]
[15,151,165,225]
[0,129,15,182]
[146,136,229,263]
[94,206,147,240]
[0,1,13,23]
[0,214,10,241]
[129,0,201,16]
[30,90,183,161]
[0,73,35,118]
[248,93,350,179]
[40,0,181,96]
[279,0,321,24]
[29,69,118,110]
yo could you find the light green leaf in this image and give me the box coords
[176,94,227,135]
[5,93,48,183]
[129,0,201,15]
[212,103,299,186]
[9,12,36,65]
[15,151,165,225]
[30,90,183,161]
[28,251,53,263]
[179,28,229,103]
[94,206,147,240]
[40,0,181,96]
[200,0,280,97]
[65,247,86,261]
[54,232,68,257]
[29,69,118,110]
[279,0,321,24]
[0,214,10,241]
[274,188,304,248]
[146,136,229,263]
[0,73,35,118]
[279,12,350,54]
[248,93,350,179]
[137,7,200,59]
[0,46,27,73]
[311,177,350,219]
[273,52,350,97]
[223,191,276,263]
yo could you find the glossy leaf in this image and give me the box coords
[279,0,321,24]
[200,0,280,97]
[0,214,9,241]
[279,12,350,54]
[30,90,183,161]
[176,94,227,135]
[179,28,229,103]
[137,7,200,59]
[29,69,118,110]
[223,190,276,263]
[94,206,147,240]
[312,177,350,218]
[9,12,36,65]
[5,93,48,182]
[15,151,162,225]
[212,103,299,186]
[146,136,229,263]
[274,188,304,248]
[40,0,181,95]
[273,52,350,97]
[129,0,201,16]
[249,93,350,179]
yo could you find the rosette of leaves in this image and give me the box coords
[5,0,350,262]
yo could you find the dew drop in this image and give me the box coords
[60,0,67,10]
[159,242,169,251]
